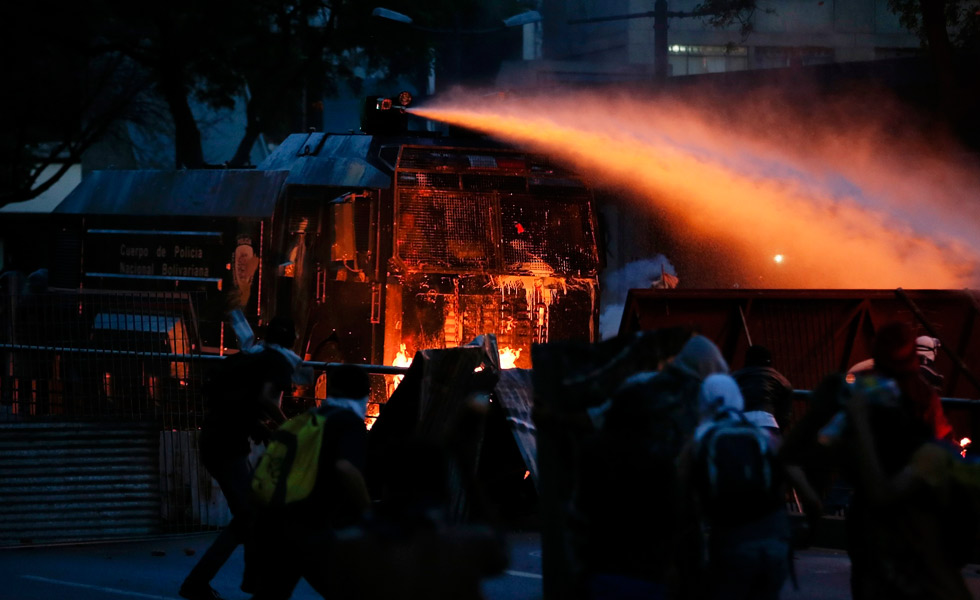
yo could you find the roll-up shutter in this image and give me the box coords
[0,421,160,546]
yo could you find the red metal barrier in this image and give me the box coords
[620,288,980,438]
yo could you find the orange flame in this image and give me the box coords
[388,343,412,395]
[961,437,972,458]
[412,91,980,289]
[393,343,412,368]
[499,346,521,369]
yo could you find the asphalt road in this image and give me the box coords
[2,532,980,599]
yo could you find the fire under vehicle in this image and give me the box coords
[46,97,602,396]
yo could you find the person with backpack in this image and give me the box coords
[245,363,372,600]
[573,334,728,600]
[683,373,790,600]
[179,317,295,600]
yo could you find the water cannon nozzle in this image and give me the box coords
[361,93,413,134]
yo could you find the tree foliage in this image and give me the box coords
[693,0,771,37]
[98,0,262,168]
[889,0,980,52]
[0,0,422,202]
[0,1,150,206]
[885,0,980,133]
[106,0,533,168]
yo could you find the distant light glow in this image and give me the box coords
[774,254,784,264]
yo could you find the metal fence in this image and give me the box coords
[6,288,976,546]
[0,288,405,546]
[0,289,207,424]
[0,289,213,545]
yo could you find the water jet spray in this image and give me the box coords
[410,89,980,289]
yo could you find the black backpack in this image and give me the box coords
[695,409,779,524]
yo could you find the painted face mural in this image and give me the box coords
[233,236,258,307]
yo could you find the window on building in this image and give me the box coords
[668,45,749,76]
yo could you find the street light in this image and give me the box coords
[503,11,544,28]
[371,7,412,25]
[371,7,542,33]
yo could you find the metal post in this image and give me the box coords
[738,304,753,347]
[654,0,669,82]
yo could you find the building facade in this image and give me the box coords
[516,0,921,85]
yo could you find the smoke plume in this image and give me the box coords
[599,255,678,339]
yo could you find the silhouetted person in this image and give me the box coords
[782,322,960,600]
[871,324,954,443]
[330,397,508,600]
[844,369,971,599]
[246,363,371,600]
[179,317,294,600]
[733,345,793,435]
[574,335,728,599]
[684,374,789,600]
[848,335,948,407]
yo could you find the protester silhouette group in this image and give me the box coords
[182,318,975,600]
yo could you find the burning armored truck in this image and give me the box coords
[48,97,602,407]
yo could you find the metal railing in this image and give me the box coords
[0,289,406,544]
[3,289,976,544]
